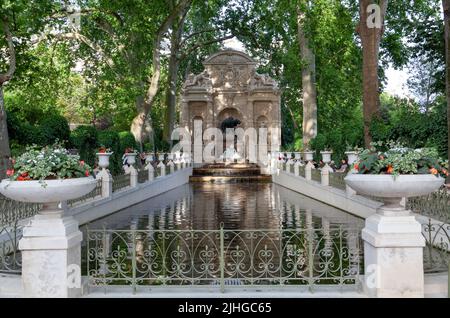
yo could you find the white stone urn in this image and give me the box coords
[345,173,445,298]
[123,152,137,165]
[344,174,444,212]
[345,151,359,165]
[320,150,333,164]
[294,152,302,161]
[146,153,155,163]
[97,152,113,169]
[303,151,314,162]
[0,176,97,297]
[0,177,97,208]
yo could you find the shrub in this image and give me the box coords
[39,114,71,145]
[118,131,137,154]
[70,126,98,167]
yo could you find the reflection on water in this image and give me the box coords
[83,183,364,232]
[83,183,365,287]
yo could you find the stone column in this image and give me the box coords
[168,160,175,174]
[97,168,112,198]
[129,166,138,187]
[305,162,314,181]
[294,161,301,176]
[321,164,330,186]
[145,162,155,181]
[158,161,166,177]
[19,204,82,297]
[362,205,426,297]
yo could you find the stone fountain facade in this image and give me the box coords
[180,50,281,153]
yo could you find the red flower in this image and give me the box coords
[354,163,359,171]
[387,165,394,174]
[98,147,107,154]
[6,169,14,177]
[85,170,90,177]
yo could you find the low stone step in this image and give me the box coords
[193,168,261,176]
[189,175,272,183]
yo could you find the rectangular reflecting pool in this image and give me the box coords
[82,183,364,232]
[82,183,365,289]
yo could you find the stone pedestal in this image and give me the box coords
[19,205,82,298]
[362,212,425,298]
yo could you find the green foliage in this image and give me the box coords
[118,131,137,154]
[70,126,98,167]
[8,143,93,181]
[39,114,71,145]
[355,141,448,178]
[370,95,448,159]
[6,110,70,147]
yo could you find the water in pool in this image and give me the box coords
[82,183,364,231]
[82,183,364,286]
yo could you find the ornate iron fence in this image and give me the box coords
[138,169,149,184]
[112,174,131,193]
[67,180,102,207]
[422,219,450,273]
[86,226,361,292]
[299,166,306,178]
[329,172,346,190]
[407,189,450,223]
[1,194,41,273]
[311,169,321,183]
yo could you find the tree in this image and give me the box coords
[130,0,193,149]
[297,0,317,149]
[0,17,15,170]
[444,0,450,177]
[357,0,388,147]
[162,0,233,144]
[0,0,56,177]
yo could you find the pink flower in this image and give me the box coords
[85,170,90,177]
[6,169,14,177]
[80,160,85,166]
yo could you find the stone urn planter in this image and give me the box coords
[123,152,138,165]
[344,174,444,212]
[345,173,445,298]
[345,151,359,165]
[303,151,314,162]
[294,152,302,161]
[0,177,98,212]
[0,176,98,297]
[97,152,113,169]
[146,153,155,163]
[320,151,333,164]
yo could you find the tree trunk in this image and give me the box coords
[0,86,11,178]
[444,0,450,182]
[297,3,317,149]
[0,18,16,178]
[163,11,187,144]
[357,0,388,147]
[130,0,192,145]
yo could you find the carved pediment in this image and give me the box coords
[203,50,255,65]
[183,71,212,91]
[249,71,279,91]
